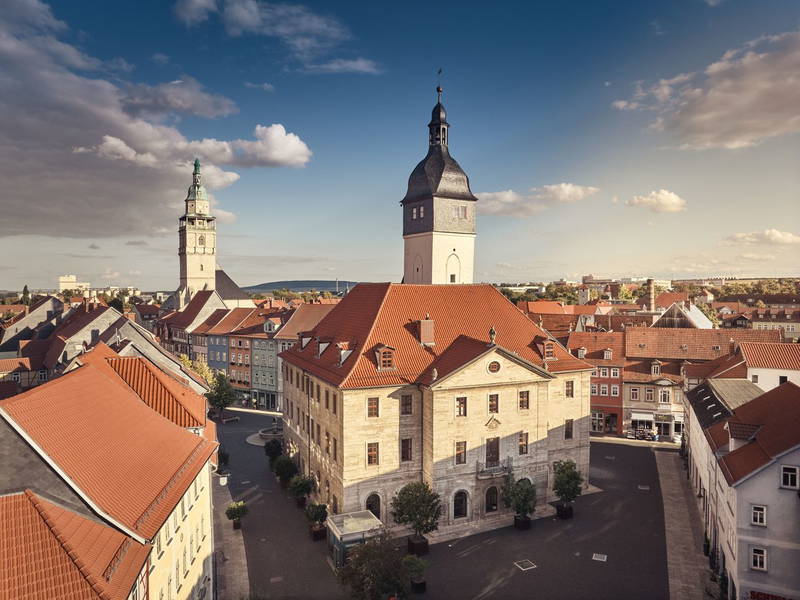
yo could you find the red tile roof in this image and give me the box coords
[132,303,160,316]
[739,342,800,370]
[165,290,215,330]
[281,283,592,389]
[566,332,625,366]
[191,308,230,335]
[273,304,336,341]
[0,364,216,540]
[625,328,783,361]
[0,356,32,372]
[623,359,683,384]
[0,381,19,399]
[638,292,689,309]
[0,490,150,600]
[707,382,800,484]
[524,313,582,338]
[204,307,258,336]
[592,314,654,331]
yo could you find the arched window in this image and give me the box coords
[198,234,205,246]
[454,491,467,519]
[366,493,381,519]
[485,487,498,513]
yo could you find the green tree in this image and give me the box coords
[263,438,283,467]
[501,474,537,520]
[177,353,193,370]
[206,371,236,418]
[338,532,423,600]
[288,474,316,501]
[696,302,720,327]
[21,284,30,306]
[191,360,215,386]
[617,285,634,301]
[553,459,584,509]
[390,482,442,543]
[273,455,299,484]
[108,297,124,312]
[225,500,248,523]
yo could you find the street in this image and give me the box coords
[216,411,693,600]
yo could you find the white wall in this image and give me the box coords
[748,367,800,392]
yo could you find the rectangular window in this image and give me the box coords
[750,547,767,571]
[419,206,424,218]
[316,384,321,401]
[367,442,379,466]
[518,432,528,455]
[488,394,499,414]
[659,389,671,403]
[332,394,337,415]
[455,441,467,464]
[544,343,555,359]
[401,394,412,415]
[631,387,639,401]
[325,390,329,409]
[600,384,608,396]
[367,397,379,418]
[565,381,574,398]
[611,385,619,397]
[316,423,320,445]
[456,396,467,417]
[645,388,654,402]
[751,505,766,526]
[611,368,620,378]
[401,438,412,462]
[779,375,788,384]
[591,383,598,395]
[518,390,529,410]
[333,437,338,462]
[600,367,609,378]
[751,374,759,384]
[564,419,574,440]
[781,465,799,489]
[412,207,418,219]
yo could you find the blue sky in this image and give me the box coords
[0,0,798,290]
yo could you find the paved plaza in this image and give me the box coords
[214,412,705,600]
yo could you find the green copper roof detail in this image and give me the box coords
[193,158,201,173]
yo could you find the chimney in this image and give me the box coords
[647,278,655,312]
[418,314,435,346]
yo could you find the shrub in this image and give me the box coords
[263,439,283,466]
[288,474,316,499]
[273,455,298,484]
[390,482,441,540]
[501,475,537,519]
[305,502,328,525]
[552,459,584,506]
[225,501,248,522]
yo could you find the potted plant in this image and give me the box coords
[273,455,298,488]
[502,474,536,530]
[263,438,283,470]
[305,502,328,541]
[225,501,248,530]
[338,531,415,599]
[552,459,583,519]
[288,474,316,508]
[404,554,427,594]
[390,481,442,556]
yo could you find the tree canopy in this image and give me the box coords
[338,532,424,600]
[390,482,442,539]
[553,459,584,505]
[206,371,236,416]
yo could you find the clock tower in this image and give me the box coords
[177,159,216,307]
[402,87,477,284]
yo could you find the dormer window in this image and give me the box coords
[577,347,586,359]
[651,361,661,375]
[544,342,555,360]
[603,349,612,360]
[317,339,330,356]
[412,207,418,220]
[300,334,311,349]
[337,342,354,366]
[375,345,396,371]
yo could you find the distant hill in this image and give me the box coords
[242,280,361,293]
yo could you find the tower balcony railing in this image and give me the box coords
[476,457,512,479]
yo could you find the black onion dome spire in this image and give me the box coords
[402,86,477,203]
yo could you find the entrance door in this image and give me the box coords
[485,437,499,467]
[656,422,671,437]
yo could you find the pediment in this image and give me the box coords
[485,416,501,430]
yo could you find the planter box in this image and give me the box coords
[232,520,241,530]
[411,578,427,593]
[407,536,429,556]
[310,525,327,541]
[556,504,573,519]
[514,515,531,530]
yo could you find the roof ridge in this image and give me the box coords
[340,283,393,388]
[26,490,112,600]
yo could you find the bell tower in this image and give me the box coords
[177,159,216,307]
[401,87,477,284]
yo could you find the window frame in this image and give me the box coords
[455,441,467,465]
[611,385,620,397]
[564,418,574,440]
[565,380,574,398]
[780,465,799,489]
[455,396,467,417]
[751,505,766,527]
[366,442,379,466]
[400,438,412,462]
[367,396,379,418]
[518,432,529,455]
[518,390,530,410]
[600,384,608,396]
[488,393,499,414]
[400,394,413,416]
[631,387,639,401]
[750,547,767,571]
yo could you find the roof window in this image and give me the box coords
[375,345,396,371]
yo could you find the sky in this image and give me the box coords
[0,0,798,291]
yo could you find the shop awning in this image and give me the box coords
[631,411,653,421]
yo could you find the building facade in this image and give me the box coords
[402,87,476,285]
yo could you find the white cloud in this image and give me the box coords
[151,53,170,65]
[725,229,800,245]
[612,31,800,149]
[0,3,310,238]
[174,0,218,25]
[534,183,599,203]
[477,183,599,217]
[625,189,687,213]
[737,253,775,261]
[303,58,381,75]
[244,81,275,92]
[122,77,237,118]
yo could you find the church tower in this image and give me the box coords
[402,86,477,284]
[177,159,216,306]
